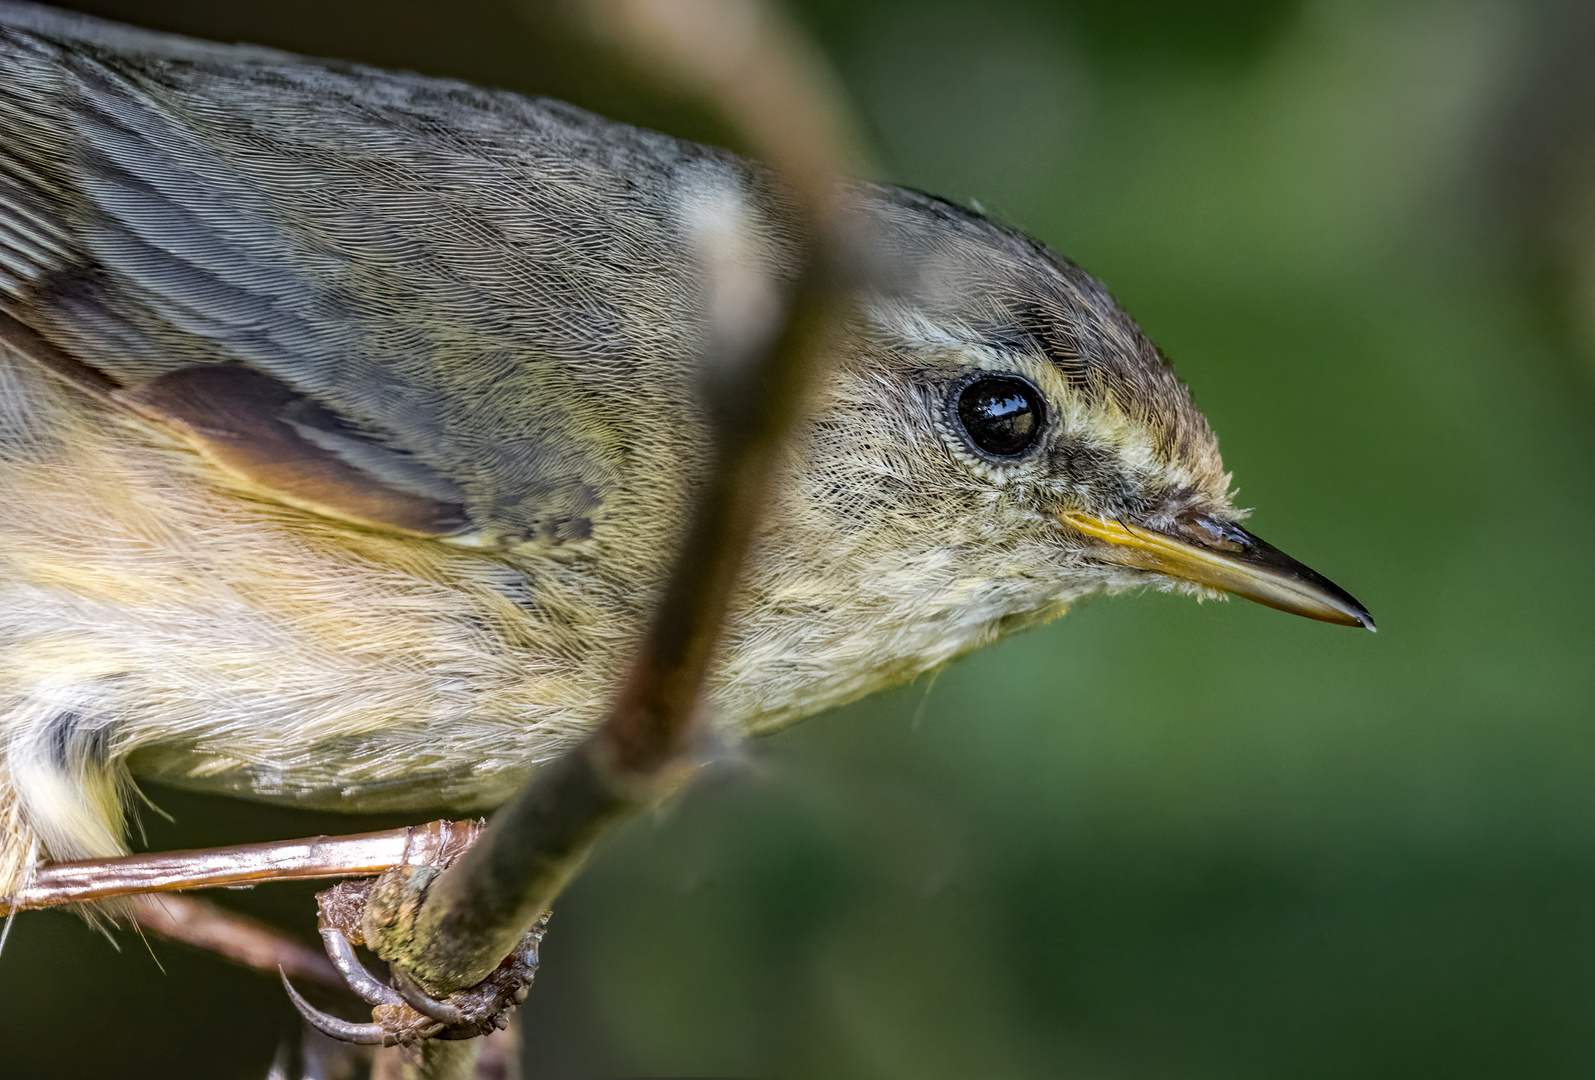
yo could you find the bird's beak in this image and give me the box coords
[1059,511,1375,630]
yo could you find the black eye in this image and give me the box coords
[955,375,1045,458]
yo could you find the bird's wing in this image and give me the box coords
[0,3,728,549]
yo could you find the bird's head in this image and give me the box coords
[764,185,1372,668]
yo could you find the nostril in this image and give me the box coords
[1177,513,1250,553]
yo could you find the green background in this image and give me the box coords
[4,0,1595,1076]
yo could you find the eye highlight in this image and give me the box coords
[953,374,1046,459]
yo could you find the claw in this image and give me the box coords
[319,924,465,1027]
[288,880,547,1047]
[391,971,466,1025]
[279,969,393,1046]
[319,929,404,1008]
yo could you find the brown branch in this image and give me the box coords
[129,894,344,989]
[580,0,865,207]
[364,0,871,995]
[370,1043,472,1080]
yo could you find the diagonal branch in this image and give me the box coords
[363,0,872,995]
[128,894,344,990]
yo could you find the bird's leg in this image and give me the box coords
[0,819,484,913]
[283,875,549,1048]
[0,815,545,1047]
[0,814,545,1047]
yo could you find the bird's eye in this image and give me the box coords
[954,375,1045,458]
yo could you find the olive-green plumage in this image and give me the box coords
[0,1,1366,898]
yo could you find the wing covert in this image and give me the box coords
[0,8,740,552]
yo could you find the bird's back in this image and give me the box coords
[0,1,775,548]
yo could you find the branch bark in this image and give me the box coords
[365,0,871,998]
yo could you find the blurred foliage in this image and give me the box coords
[4,0,1595,1077]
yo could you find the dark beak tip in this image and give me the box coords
[1302,582,1374,632]
[1315,578,1374,632]
[1215,520,1375,633]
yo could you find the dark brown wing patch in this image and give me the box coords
[117,363,473,539]
[0,310,122,401]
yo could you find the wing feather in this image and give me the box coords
[0,3,762,551]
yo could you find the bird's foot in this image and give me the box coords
[282,877,548,1047]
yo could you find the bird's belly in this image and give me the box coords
[0,350,631,812]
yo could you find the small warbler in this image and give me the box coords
[0,0,1370,900]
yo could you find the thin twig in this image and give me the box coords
[365,0,871,995]
[129,894,344,989]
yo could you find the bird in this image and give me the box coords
[0,0,1370,904]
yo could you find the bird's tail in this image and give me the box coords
[0,683,133,903]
